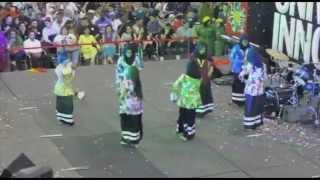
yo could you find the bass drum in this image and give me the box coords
[264,86,296,115]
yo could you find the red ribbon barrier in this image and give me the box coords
[4,36,198,52]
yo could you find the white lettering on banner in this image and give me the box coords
[312,28,320,63]
[293,20,312,62]
[289,2,296,17]
[306,2,314,22]
[272,12,280,50]
[317,2,320,25]
[275,2,290,14]
[278,15,295,58]
[272,2,320,64]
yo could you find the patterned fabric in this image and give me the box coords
[119,79,143,115]
[115,55,143,114]
[115,55,143,92]
[54,62,75,97]
[171,74,201,109]
[240,63,267,96]
[229,44,245,74]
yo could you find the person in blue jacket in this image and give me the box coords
[229,35,250,106]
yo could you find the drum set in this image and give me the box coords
[264,49,320,119]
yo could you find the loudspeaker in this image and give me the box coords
[0,153,53,178]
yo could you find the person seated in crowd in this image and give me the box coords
[77,17,99,38]
[143,32,157,61]
[120,25,134,54]
[23,5,37,20]
[174,18,194,59]
[52,10,70,33]
[95,12,112,31]
[132,19,145,60]
[78,26,100,65]
[8,5,20,18]
[99,25,117,65]
[12,17,20,30]
[158,23,175,61]
[0,31,9,72]
[23,31,46,69]
[2,16,13,33]
[111,12,122,33]
[42,17,58,55]
[28,19,43,40]
[18,22,28,41]
[65,26,80,67]
[42,18,58,43]
[53,26,69,66]
[170,14,184,33]
[7,29,26,71]
[146,14,162,37]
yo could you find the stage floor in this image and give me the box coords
[1,60,320,177]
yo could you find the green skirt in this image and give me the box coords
[56,96,74,124]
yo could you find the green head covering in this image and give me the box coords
[194,42,208,60]
[122,44,135,65]
[124,66,143,99]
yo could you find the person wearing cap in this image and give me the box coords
[239,47,267,131]
[213,18,225,56]
[193,16,216,58]
[54,51,85,126]
[229,35,250,106]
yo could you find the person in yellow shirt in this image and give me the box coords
[78,26,100,65]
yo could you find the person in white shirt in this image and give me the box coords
[42,18,58,44]
[52,11,70,33]
[23,31,45,68]
[45,2,56,21]
[64,2,79,20]
[112,14,122,33]
[42,18,59,55]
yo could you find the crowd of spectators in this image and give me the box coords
[0,2,225,72]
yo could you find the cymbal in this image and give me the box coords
[277,60,299,69]
[266,49,289,61]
